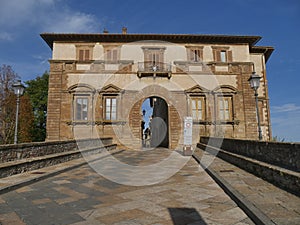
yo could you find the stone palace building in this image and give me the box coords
[41,28,273,149]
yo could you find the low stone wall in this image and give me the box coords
[0,144,117,178]
[200,137,300,172]
[197,142,300,197]
[0,138,113,163]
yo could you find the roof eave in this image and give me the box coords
[40,33,262,50]
[250,46,274,62]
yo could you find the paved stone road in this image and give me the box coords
[0,148,254,225]
[194,147,300,225]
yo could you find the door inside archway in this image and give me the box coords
[141,97,169,148]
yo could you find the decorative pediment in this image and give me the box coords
[213,85,237,94]
[99,84,122,93]
[68,84,96,93]
[185,85,208,94]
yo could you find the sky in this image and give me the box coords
[0,0,299,141]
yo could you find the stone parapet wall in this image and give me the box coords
[200,136,300,172]
[0,138,113,163]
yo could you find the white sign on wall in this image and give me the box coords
[184,117,193,145]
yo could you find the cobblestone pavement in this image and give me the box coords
[194,148,300,225]
[0,148,254,225]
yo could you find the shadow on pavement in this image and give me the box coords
[168,207,207,225]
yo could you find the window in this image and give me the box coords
[187,47,203,62]
[220,51,227,62]
[103,45,120,62]
[105,97,117,120]
[142,47,166,71]
[212,47,232,62]
[105,48,119,62]
[191,97,205,121]
[79,49,90,61]
[76,45,94,61]
[145,50,163,69]
[149,52,161,65]
[218,96,232,121]
[75,97,88,120]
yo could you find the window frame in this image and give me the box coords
[191,96,206,122]
[212,46,232,63]
[103,95,118,121]
[217,95,233,122]
[73,94,90,121]
[186,46,204,62]
[220,50,227,62]
[142,47,166,71]
[104,45,120,63]
[76,44,94,62]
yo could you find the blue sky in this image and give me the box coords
[0,0,299,141]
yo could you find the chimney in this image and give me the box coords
[103,28,109,34]
[122,27,127,34]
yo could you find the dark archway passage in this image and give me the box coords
[141,96,169,148]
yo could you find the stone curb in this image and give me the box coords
[193,153,275,225]
[0,149,123,195]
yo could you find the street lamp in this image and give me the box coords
[12,80,25,144]
[248,72,262,140]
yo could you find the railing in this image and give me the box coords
[138,62,172,73]
[137,62,172,79]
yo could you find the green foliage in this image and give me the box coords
[25,72,49,142]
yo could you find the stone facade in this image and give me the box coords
[41,32,274,149]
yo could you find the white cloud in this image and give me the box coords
[0,0,55,27]
[270,103,300,142]
[272,103,300,113]
[0,0,99,41]
[44,11,98,33]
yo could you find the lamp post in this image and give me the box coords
[248,72,262,140]
[12,80,25,144]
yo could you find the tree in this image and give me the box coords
[0,64,34,144]
[25,72,49,142]
[19,94,34,143]
[0,65,19,144]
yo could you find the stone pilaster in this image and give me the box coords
[237,64,259,140]
[46,61,64,141]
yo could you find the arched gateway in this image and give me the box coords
[141,96,169,148]
[126,85,184,150]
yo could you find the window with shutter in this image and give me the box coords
[227,51,233,62]
[218,96,233,121]
[212,47,232,62]
[186,46,203,62]
[76,45,94,61]
[143,48,165,71]
[191,97,205,121]
[104,97,117,121]
[74,97,89,121]
[106,48,119,62]
[84,50,90,61]
[79,50,84,61]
